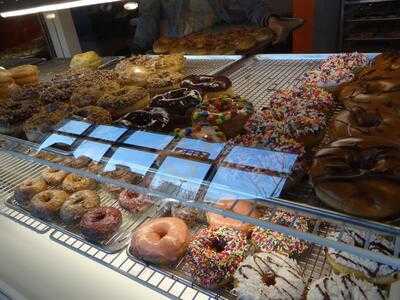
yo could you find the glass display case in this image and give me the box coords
[0,52,399,299]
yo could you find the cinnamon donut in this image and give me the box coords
[118,189,153,213]
[327,228,400,285]
[181,227,250,289]
[233,252,306,300]
[41,168,69,186]
[60,190,100,224]
[80,207,122,242]
[31,189,68,221]
[310,137,400,219]
[130,217,190,265]
[116,107,172,132]
[150,88,202,126]
[206,199,261,233]
[73,106,112,124]
[62,174,97,193]
[180,75,233,99]
[330,106,400,141]
[14,177,48,207]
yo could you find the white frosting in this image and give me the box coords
[233,252,305,300]
[307,274,386,300]
[328,228,400,278]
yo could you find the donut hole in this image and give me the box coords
[262,272,276,286]
[93,211,106,221]
[211,238,226,253]
[41,194,52,202]
[156,229,168,239]
[72,197,84,205]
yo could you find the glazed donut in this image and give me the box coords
[41,168,69,186]
[116,107,172,132]
[150,88,202,125]
[233,252,306,300]
[131,217,190,265]
[206,199,261,233]
[14,177,48,207]
[182,227,250,289]
[62,174,97,193]
[310,137,400,219]
[63,156,92,169]
[102,169,142,194]
[251,209,310,258]
[9,65,39,86]
[97,87,150,119]
[330,106,400,141]
[192,95,254,139]
[73,106,112,125]
[307,274,385,300]
[327,228,400,285]
[60,190,100,224]
[80,207,122,242]
[180,75,233,99]
[118,189,153,213]
[31,190,68,221]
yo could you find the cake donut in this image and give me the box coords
[41,168,69,186]
[251,209,310,258]
[181,227,250,289]
[80,207,122,242]
[180,75,233,99]
[307,274,386,300]
[206,199,261,233]
[330,106,400,141]
[233,252,306,300]
[73,106,112,125]
[62,174,97,193]
[327,228,400,285]
[97,87,150,119]
[14,177,48,207]
[150,88,202,126]
[130,217,190,265]
[118,189,153,213]
[116,107,172,132]
[60,190,100,224]
[310,137,400,219]
[31,189,68,221]
[192,95,254,139]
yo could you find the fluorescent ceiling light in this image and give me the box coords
[123,2,138,10]
[1,0,121,18]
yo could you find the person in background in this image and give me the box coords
[131,0,304,53]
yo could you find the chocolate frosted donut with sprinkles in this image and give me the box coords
[327,228,400,285]
[233,252,306,300]
[307,274,386,300]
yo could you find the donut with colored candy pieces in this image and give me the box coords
[326,227,400,285]
[180,74,233,99]
[192,95,254,139]
[233,252,306,300]
[307,274,386,300]
[181,226,250,289]
[250,209,310,258]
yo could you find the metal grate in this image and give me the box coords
[0,152,50,233]
[226,54,321,109]
[184,55,242,76]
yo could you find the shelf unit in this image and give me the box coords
[0,54,398,299]
[339,0,400,50]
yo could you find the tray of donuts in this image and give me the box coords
[124,198,393,299]
[6,157,165,253]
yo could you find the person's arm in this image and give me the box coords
[130,0,162,52]
[235,0,272,26]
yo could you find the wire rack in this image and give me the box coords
[184,55,242,76]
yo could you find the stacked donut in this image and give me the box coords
[309,52,400,220]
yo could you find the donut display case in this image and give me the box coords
[1,52,400,299]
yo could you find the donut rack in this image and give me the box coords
[1,54,399,299]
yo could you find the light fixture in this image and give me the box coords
[0,0,122,18]
[123,2,138,11]
[45,13,56,20]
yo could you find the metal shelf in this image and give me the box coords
[345,35,400,41]
[345,16,400,22]
[345,0,398,5]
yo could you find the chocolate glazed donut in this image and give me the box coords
[150,88,202,126]
[180,75,233,99]
[330,106,400,142]
[310,137,400,219]
[116,107,172,132]
[80,207,122,242]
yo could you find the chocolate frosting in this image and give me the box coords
[181,75,232,93]
[116,107,171,132]
[150,88,202,115]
